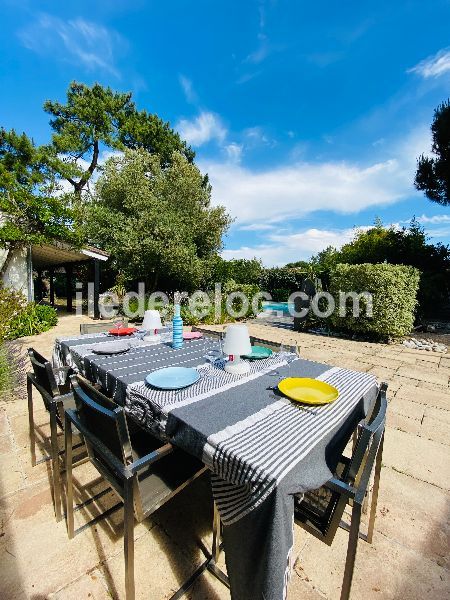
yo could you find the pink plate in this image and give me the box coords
[183,332,203,340]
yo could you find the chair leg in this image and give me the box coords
[212,501,221,564]
[124,479,136,600]
[340,502,362,600]
[65,415,75,539]
[367,433,384,544]
[50,408,62,522]
[27,377,36,467]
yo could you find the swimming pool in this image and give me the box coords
[262,301,294,315]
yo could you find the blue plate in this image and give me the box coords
[145,367,200,390]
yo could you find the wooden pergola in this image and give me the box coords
[31,242,109,319]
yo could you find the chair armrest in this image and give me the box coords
[128,443,174,474]
[325,477,357,499]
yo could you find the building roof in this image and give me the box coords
[31,241,109,268]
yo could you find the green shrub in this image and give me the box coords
[34,304,58,329]
[0,287,28,341]
[328,263,421,339]
[0,286,58,340]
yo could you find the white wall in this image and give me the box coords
[0,246,31,299]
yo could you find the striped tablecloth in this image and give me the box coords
[55,334,378,600]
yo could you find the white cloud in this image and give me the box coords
[179,75,197,103]
[221,226,359,266]
[18,14,123,76]
[408,47,450,78]
[416,214,450,224]
[224,143,243,163]
[239,223,277,231]
[176,111,227,146]
[202,126,427,227]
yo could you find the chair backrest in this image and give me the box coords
[27,348,59,402]
[80,319,129,335]
[70,375,133,495]
[345,383,387,489]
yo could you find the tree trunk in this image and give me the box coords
[0,244,17,279]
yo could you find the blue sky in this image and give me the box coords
[1,0,450,265]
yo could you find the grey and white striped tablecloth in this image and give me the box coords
[55,334,378,600]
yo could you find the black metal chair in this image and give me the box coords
[26,348,84,521]
[64,375,208,600]
[294,382,388,600]
[80,319,129,335]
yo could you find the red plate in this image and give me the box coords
[108,327,137,336]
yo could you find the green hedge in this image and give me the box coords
[328,263,420,339]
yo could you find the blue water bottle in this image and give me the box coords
[172,304,184,349]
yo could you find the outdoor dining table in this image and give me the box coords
[54,332,379,600]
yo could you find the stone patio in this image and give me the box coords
[0,314,449,599]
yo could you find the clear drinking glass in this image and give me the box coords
[113,318,123,334]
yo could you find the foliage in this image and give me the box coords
[308,220,450,317]
[34,304,58,328]
[328,263,421,339]
[0,342,25,397]
[0,286,27,341]
[0,286,58,340]
[271,288,291,302]
[260,267,305,296]
[415,99,450,205]
[83,148,231,291]
[209,256,263,286]
[0,129,79,276]
[43,81,194,196]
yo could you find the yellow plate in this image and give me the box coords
[278,378,339,405]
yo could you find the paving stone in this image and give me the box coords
[383,428,450,490]
[375,467,450,569]
[0,409,9,436]
[388,396,425,420]
[420,415,450,446]
[397,366,450,386]
[0,452,25,499]
[425,405,450,424]
[396,385,449,410]
[48,568,112,599]
[386,412,421,435]
[297,528,450,600]
[0,479,102,599]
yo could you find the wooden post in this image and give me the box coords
[65,264,73,312]
[36,269,43,302]
[49,267,55,307]
[94,259,100,320]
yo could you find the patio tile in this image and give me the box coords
[375,467,450,568]
[383,428,450,490]
[48,568,112,599]
[388,396,425,420]
[396,385,449,410]
[0,452,25,499]
[97,523,211,600]
[425,405,450,424]
[297,528,449,600]
[0,479,103,599]
[396,366,448,385]
[0,409,9,436]
[420,415,450,446]
[386,412,421,436]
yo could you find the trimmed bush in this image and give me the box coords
[328,263,420,339]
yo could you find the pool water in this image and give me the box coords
[262,301,294,315]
